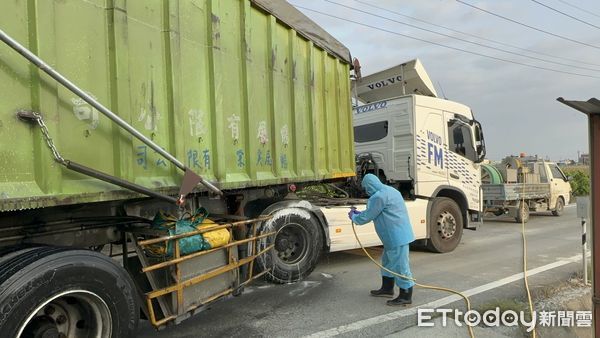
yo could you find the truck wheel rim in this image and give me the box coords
[17,289,112,338]
[275,223,309,264]
[437,211,456,239]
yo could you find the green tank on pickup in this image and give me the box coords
[0,0,355,211]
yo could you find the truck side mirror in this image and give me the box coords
[474,120,486,163]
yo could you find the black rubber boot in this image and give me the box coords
[387,286,413,306]
[370,276,395,298]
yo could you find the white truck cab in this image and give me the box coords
[323,59,486,253]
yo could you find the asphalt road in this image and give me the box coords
[138,205,585,337]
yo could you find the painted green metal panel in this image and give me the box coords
[0,0,355,211]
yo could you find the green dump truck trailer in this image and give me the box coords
[0,1,354,335]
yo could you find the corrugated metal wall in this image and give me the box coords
[0,0,355,211]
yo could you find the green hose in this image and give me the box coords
[481,164,504,184]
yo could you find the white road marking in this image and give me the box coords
[304,252,589,337]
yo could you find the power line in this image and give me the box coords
[455,0,600,50]
[292,4,600,79]
[354,0,600,68]
[556,0,600,20]
[325,0,600,72]
[530,0,600,30]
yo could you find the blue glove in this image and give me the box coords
[348,209,361,221]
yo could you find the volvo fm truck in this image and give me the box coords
[319,59,486,253]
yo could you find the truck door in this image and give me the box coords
[444,114,480,207]
[415,110,447,196]
[548,163,571,208]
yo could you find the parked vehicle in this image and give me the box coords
[318,59,487,254]
[0,1,493,334]
[0,0,355,335]
[481,156,572,222]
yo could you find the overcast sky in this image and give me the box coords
[291,0,598,161]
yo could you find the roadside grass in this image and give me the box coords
[472,274,591,336]
[533,283,564,301]
[562,165,589,174]
[571,259,592,285]
[533,275,592,338]
[423,274,591,337]
[477,298,529,316]
[533,273,591,310]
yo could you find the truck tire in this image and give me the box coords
[257,210,323,283]
[515,201,530,223]
[552,197,564,216]
[0,247,138,338]
[426,198,463,253]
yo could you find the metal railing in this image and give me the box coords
[129,215,274,327]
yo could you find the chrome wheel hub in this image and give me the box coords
[437,211,457,239]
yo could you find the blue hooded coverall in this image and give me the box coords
[351,174,415,289]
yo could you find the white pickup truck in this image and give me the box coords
[481,157,572,222]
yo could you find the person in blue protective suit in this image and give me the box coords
[348,173,415,306]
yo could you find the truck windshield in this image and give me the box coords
[550,165,566,180]
[354,121,388,143]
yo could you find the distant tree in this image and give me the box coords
[563,168,590,196]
